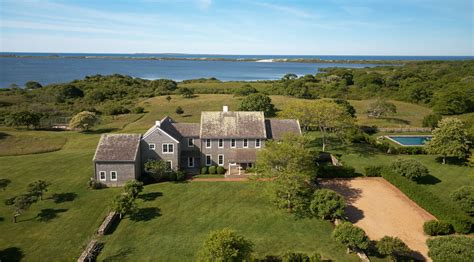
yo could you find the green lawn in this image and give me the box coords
[98,182,359,261]
[0,130,67,156]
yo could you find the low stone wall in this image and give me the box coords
[97,211,118,236]
[77,240,102,262]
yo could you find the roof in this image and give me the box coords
[93,134,141,162]
[200,111,266,139]
[163,123,200,139]
[265,119,301,140]
[228,149,257,163]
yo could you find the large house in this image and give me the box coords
[93,106,301,186]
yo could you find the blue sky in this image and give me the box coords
[0,0,472,55]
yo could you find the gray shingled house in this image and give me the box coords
[93,106,301,186]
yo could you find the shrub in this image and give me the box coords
[309,189,346,220]
[216,166,226,174]
[282,252,309,262]
[176,171,186,181]
[391,159,429,180]
[175,106,184,115]
[332,222,369,251]
[196,228,253,262]
[427,236,474,262]
[423,220,454,236]
[450,215,473,234]
[314,165,358,179]
[168,172,177,181]
[132,106,145,114]
[422,113,442,129]
[123,180,144,198]
[208,166,217,174]
[450,186,474,216]
[364,165,383,177]
[200,166,208,174]
[376,236,411,260]
[88,178,104,189]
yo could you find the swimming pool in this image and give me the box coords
[385,135,432,146]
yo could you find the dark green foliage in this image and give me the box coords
[132,106,145,114]
[4,111,41,129]
[175,171,186,181]
[201,166,208,174]
[88,178,104,189]
[364,165,383,177]
[178,87,194,98]
[334,99,356,118]
[423,220,454,236]
[391,159,429,180]
[314,165,358,179]
[422,114,442,129]
[208,166,217,174]
[123,180,144,198]
[233,84,258,96]
[367,100,397,118]
[238,93,276,117]
[376,236,411,260]
[432,88,474,115]
[25,81,42,89]
[216,166,226,174]
[12,194,38,223]
[144,159,171,181]
[450,186,474,216]
[101,103,130,115]
[175,106,184,115]
[310,189,346,220]
[27,180,50,200]
[55,85,84,102]
[332,222,370,251]
[0,178,11,191]
[151,79,177,94]
[196,228,253,262]
[111,194,137,219]
[427,236,474,262]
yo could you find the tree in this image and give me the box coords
[4,111,41,129]
[450,186,474,216]
[376,236,411,261]
[69,111,99,131]
[0,178,11,191]
[111,194,137,219]
[238,93,276,117]
[27,180,50,200]
[144,159,171,181]
[367,99,397,118]
[196,228,253,262]
[178,87,194,98]
[233,84,258,96]
[432,89,474,115]
[310,189,346,220]
[425,118,469,164]
[427,236,474,262]
[25,81,42,89]
[151,79,177,93]
[175,106,184,115]
[334,99,356,118]
[166,95,172,103]
[422,114,442,129]
[13,194,37,223]
[123,180,144,199]
[282,73,298,81]
[332,222,370,252]
[391,159,429,180]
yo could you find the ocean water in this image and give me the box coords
[1,53,472,87]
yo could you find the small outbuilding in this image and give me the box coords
[93,134,141,187]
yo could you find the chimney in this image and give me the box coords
[223,105,229,112]
[155,121,161,127]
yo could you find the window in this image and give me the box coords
[255,139,261,148]
[218,139,223,148]
[162,143,174,153]
[218,154,224,166]
[149,144,156,150]
[110,171,117,181]
[165,160,172,171]
[231,139,236,148]
[188,157,194,167]
[206,139,211,148]
[243,139,248,148]
[206,155,212,166]
[99,171,106,181]
[188,138,194,147]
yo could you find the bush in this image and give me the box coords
[132,106,145,114]
[450,186,474,216]
[314,165,358,179]
[175,106,184,115]
[168,172,177,181]
[208,166,217,174]
[200,166,208,174]
[423,220,454,236]
[196,228,253,262]
[123,180,143,198]
[332,222,369,251]
[102,103,130,115]
[423,113,443,129]
[176,171,186,181]
[364,165,384,177]
[427,236,474,262]
[391,159,429,180]
[376,236,411,260]
[310,189,346,220]
[88,178,104,189]
[216,166,226,174]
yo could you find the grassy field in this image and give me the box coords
[0,130,67,156]
[98,182,360,261]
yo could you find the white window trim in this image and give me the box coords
[206,139,211,148]
[231,139,236,148]
[218,139,224,148]
[255,139,261,148]
[188,157,194,168]
[110,171,117,181]
[188,138,194,147]
[99,171,106,181]
[243,139,248,148]
[162,143,174,154]
[149,143,156,150]
[218,154,224,166]
[206,154,212,166]
[166,160,173,171]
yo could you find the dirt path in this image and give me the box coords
[320,177,435,261]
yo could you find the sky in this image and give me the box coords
[0,0,472,56]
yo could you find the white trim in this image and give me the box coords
[142,126,180,143]
[149,143,156,150]
[231,139,236,148]
[205,139,211,148]
[218,139,224,148]
[162,143,174,154]
[206,154,212,166]
[255,139,261,148]
[243,139,248,148]
[110,171,117,181]
[188,157,194,168]
[218,154,224,166]
[188,138,194,147]
[99,171,106,181]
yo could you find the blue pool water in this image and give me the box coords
[386,136,432,146]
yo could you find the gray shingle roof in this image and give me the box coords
[93,134,141,161]
[200,111,266,139]
[265,119,301,140]
[164,123,200,139]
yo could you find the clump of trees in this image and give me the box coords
[425,118,469,164]
[427,236,474,262]
[123,180,144,199]
[238,93,276,117]
[332,222,370,252]
[178,87,194,98]
[196,228,253,262]
[69,111,99,131]
[112,194,137,219]
[4,111,42,129]
[376,236,411,261]
[5,180,51,223]
[309,189,346,220]
[390,159,429,180]
[422,113,442,129]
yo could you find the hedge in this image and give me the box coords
[315,165,359,179]
[216,166,226,174]
[201,166,208,174]
[208,166,217,174]
[423,220,454,236]
[381,168,473,234]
